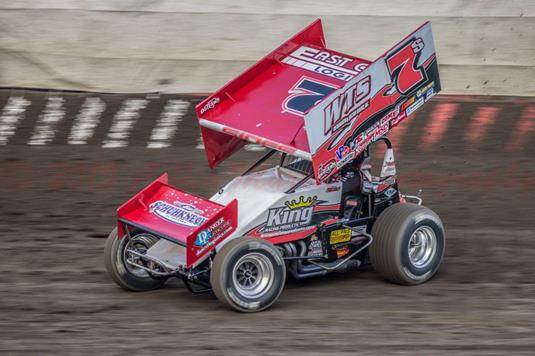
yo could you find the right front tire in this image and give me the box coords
[370,203,445,285]
[210,237,286,312]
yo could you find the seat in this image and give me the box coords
[340,170,363,219]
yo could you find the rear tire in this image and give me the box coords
[210,237,286,312]
[370,203,445,285]
[104,228,167,291]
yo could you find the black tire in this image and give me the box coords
[210,237,286,312]
[370,203,445,285]
[104,228,167,291]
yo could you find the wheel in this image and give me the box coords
[104,228,167,291]
[370,203,445,285]
[210,237,286,312]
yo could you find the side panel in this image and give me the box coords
[186,199,238,268]
[117,173,169,239]
[304,22,441,182]
[244,180,342,242]
[210,167,298,242]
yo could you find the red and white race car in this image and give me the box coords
[105,19,445,312]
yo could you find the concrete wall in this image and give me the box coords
[1,1,533,95]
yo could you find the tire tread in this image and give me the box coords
[370,203,441,285]
[104,228,166,292]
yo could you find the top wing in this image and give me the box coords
[196,20,440,178]
[196,19,370,168]
[304,21,441,182]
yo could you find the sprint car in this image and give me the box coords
[105,19,445,312]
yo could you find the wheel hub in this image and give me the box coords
[408,226,437,268]
[232,253,274,299]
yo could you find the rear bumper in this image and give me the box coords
[124,238,186,277]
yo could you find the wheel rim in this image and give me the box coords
[408,226,437,268]
[120,234,157,278]
[232,253,274,299]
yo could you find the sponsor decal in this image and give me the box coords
[317,112,391,182]
[323,76,371,136]
[362,180,373,194]
[401,96,415,111]
[307,235,324,257]
[195,229,212,247]
[326,185,341,193]
[336,245,350,258]
[376,186,398,203]
[293,46,354,67]
[335,145,350,161]
[351,116,390,152]
[375,182,390,193]
[330,228,351,244]
[282,46,368,82]
[262,196,318,234]
[354,63,369,73]
[385,37,427,95]
[318,159,338,182]
[289,61,355,82]
[384,106,401,122]
[311,66,353,82]
[283,77,337,117]
[199,97,220,115]
[149,200,207,227]
[384,176,397,186]
[398,82,434,117]
[425,87,435,101]
[334,144,355,167]
[390,110,407,128]
[405,96,425,116]
[381,160,397,178]
[194,217,233,256]
[384,187,397,198]
[417,81,435,99]
[351,225,367,234]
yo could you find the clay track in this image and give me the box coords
[1,92,535,355]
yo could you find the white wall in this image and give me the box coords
[1,1,534,95]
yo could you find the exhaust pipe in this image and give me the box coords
[283,233,372,279]
[283,241,327,279]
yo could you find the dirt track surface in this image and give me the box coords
[1,95,535,355]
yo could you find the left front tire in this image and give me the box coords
[210,237,286,312]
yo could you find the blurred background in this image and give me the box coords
[1,1,534,355]
[1,0,534,95]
